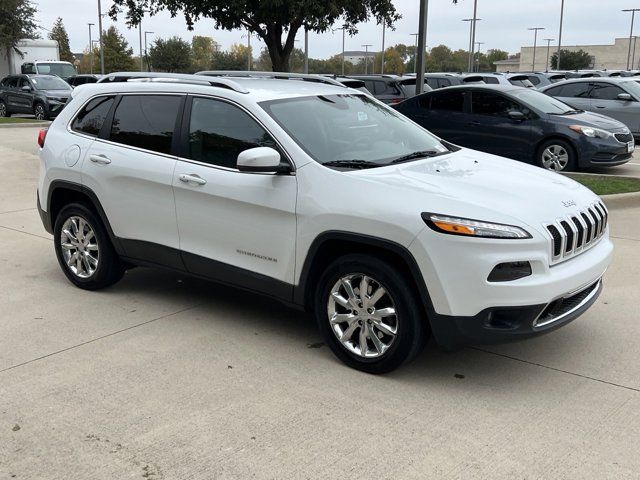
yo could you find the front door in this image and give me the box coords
[172,96,297,293]
[589,82,640,133]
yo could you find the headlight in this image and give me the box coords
[569,125,613,139]
[422,213,532,239]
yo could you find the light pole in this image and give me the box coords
[381,22,386,74]
[362,44,372,74]
[462,18,481,72]
[97,0,105,74]
[415,0,429,93]
[633,36,639,70]
[623,9,640,70]
[138,20,144,71]
[528,27,545,71]
[556,0,565,70]
[332,25,346,75]
[543,38,554,72]
[469,0,479,74]
[410,33,418,73]
[88,23,94,74]
[247,30,252,70]
[475,41,484,72]
[144,31,154,71]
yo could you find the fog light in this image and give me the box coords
[487,261,532,282]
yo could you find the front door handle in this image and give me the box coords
[89,154,111,165]
[178,173,207,186]
[595,106,606,109]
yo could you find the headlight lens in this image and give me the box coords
[423,213,532,239]
[569,125,613,139]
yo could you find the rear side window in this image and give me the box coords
[429,91,465,112]
[187,97,278,169]
[374,81,400,96]
[558,82,591,98]
[483,77,500,84]
[109,95,182,155]
[72,96,115,136]
[3,77,18,88]
[544,85,564,96]
[590,84,625,100]
[528,76,541,86]
[439,79,452,88]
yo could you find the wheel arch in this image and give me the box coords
[535,134,578,165]
[294,231,437,328]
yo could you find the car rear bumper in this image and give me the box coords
[37,191,53,234]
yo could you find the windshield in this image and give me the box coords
[620,80,640,99]
[511,89,576,114]
[260,94,450,168]
[31,76,71,91]
[35,62,77,79]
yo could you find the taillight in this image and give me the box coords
[37,128,48,148]
[390,98,402,105]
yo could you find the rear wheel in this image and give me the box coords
[314,254,427,373]
[53,203,124,290]
[537,139,576,171]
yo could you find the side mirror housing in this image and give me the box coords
[21,85,32,92]
[617,93,633,101]
[507,110,526,121]
[237,147,290,173]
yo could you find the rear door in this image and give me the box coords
[589,81,639,131]
[81,93,183,266]
[4,77,22,112]
[465,90,533,160]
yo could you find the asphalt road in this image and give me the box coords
[1,127,639,479]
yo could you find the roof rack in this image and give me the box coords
[99,72,249,94]
[196,70,346,87]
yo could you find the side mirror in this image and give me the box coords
[507,110,526,121]
[21,85,32,92]
[237,147,290,173]
[617,93,633,101]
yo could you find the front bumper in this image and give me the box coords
[576,134,634,167]
[46,99,68,116]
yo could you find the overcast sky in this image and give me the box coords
[31,0,640,58]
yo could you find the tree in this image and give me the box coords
[483,49,508,72]
[211,43,252,70]
[374,45,407,75]
[0,0,39,54]
[48,18,74,63]
[109,0,399,72]
[95,26,135,73]
[192,35,218,72]
[149,36,192,72]
[551,49,592,70]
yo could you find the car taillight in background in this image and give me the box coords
[390,98,402,105]
[37,128,48,148]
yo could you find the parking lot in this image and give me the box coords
[1,126,639,479]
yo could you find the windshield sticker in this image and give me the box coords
[357,111,368,122]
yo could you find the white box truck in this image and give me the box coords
[0,39,77,80]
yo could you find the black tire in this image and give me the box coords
[536,138,576,172]
[53,203,124,290]
[0,100,9,117]
[314,253,427,373]
[33,102,49,121]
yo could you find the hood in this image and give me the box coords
[548,110,628,131]
[351,149,599,230]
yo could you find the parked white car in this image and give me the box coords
[37,74,612,372]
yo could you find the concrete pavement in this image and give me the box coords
[1,127,639,479]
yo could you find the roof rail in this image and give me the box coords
[98,72,249,93]
[196,70,346,87]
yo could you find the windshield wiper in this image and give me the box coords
[550,109,583,115]
[390,150,447,164]
[322,159,381,169]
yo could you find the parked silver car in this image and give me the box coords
[541,77,640,139]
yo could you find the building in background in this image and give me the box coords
[339,50,378,65]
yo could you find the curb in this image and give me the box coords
[601,191,640,210]
[0,122,50,129]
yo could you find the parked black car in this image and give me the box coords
[393,84,633,171]
[349,75,432,104]
[0,74,71,120]
[66,74,101,87]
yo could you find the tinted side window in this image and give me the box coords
[528,76,541,86]
[590,84,625,100]
[187,97,278,169]
[109,95,181,155]
[545,85,565,96]
[362,80,376,93]
[426,78,438,89]
[72,96,115,136]
[484,77,500,84]
[374,81,398,95]
[439,79,452,88]
[18,77,30,89]
[471,91,522,116]
[5,77,18,88]
[430,91,465,112]
[559,82,591,98]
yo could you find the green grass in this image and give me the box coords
[0,117,46,124]
[566,174,640,195]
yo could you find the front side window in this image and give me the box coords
[261,94,451,168]
[187,97,278,169]
[590,83,626,100]
[109,95,182,155]
[430,91,465,112]
[471,91,523,116]
[72,96,115,136]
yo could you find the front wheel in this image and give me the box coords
[537,139,576,172]
[314,254,427,373]
[0,100,9,117]
[33,103,49,121]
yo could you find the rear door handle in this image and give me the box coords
[89,154,111,165]
[178,173,207,186]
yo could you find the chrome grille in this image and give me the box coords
[545,201,608,263]
[614,132,633,143]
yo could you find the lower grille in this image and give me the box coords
[545,201,608,264]
[534,280,601,328]
[614,132,633,143]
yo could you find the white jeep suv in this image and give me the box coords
[37,73,613,373]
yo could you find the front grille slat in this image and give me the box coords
[614,132,633,143]
[546,202,607,264]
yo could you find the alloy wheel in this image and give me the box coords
[541,145,569,171]
[327,273,398,358]
[34,104,45,121]
[60,216,99,278]
[0,102,6,117]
